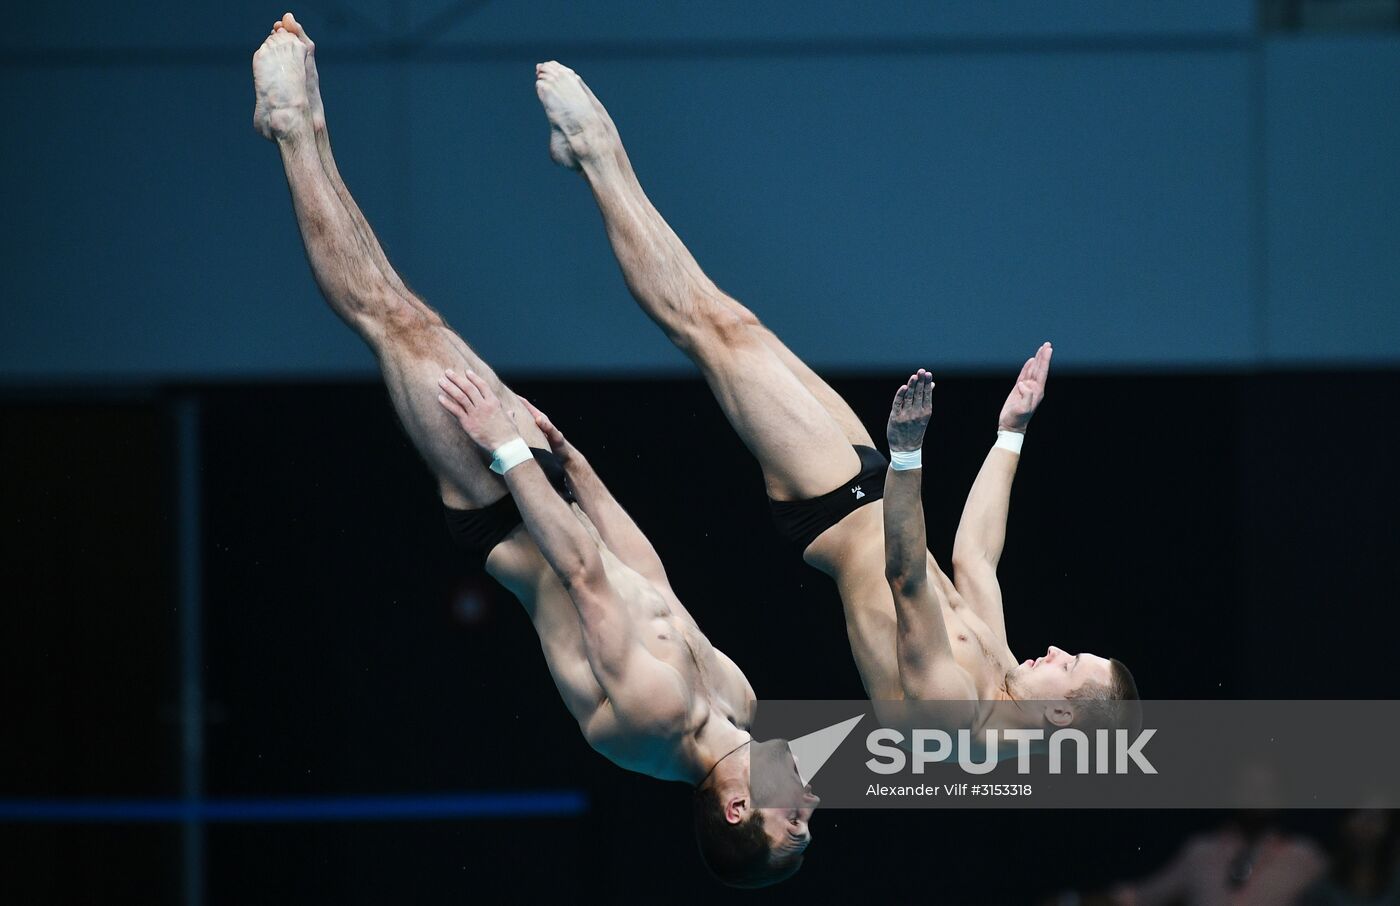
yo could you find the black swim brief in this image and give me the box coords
[768,444,887,554]
[443,447,575,563]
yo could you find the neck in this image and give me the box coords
[975,691,1053,758]
[692,720,752,788]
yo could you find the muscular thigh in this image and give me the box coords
[716,297,875,449]
[688,310,859,501]
[371,308,547,509]
[752,325,875,448]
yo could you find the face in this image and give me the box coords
[746,739,819,858]
[1010,645,1114,701]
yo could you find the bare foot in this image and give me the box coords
[534,61,617,170]
[252,26,310,141]
[276,13,326,133]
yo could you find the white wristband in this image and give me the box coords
[994,430,1024,455]
[489,437,534,475]
[889,449,923,471]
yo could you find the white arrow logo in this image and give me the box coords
[789,714,865,786]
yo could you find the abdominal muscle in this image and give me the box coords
[494,534,753,780]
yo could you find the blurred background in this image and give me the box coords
[3,0,1399,903]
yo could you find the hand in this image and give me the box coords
[887,369,935,453]
[520,398,579,465]
[997,342,1052,433]
[437,369,520,451]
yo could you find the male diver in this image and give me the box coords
[534,63,1137,736]
[254,16,813,886]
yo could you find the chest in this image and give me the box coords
[606,559,741,701]
[943,600,1015,683]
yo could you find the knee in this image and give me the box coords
[673,296,755,356]
[730,303,762,330]
[377,296,445,352]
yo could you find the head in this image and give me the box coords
[1007,646,1140,731]
[692,739,819,888]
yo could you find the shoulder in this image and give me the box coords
[708,647,758,728]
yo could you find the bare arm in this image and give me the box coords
[437,371,688,728]
[437,372,605,592]
[521,400,670,587]
[884,372,975,708]
[953,449,1019,570]
[951,343,1052,638]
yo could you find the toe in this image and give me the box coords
[285,11,312,44]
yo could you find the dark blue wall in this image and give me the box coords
[2,2,1396,379]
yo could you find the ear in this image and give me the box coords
[1044,703,1074,728]
[724,793,750,825]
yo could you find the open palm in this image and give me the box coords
[887,369,935,453]
[998,342,1052,433]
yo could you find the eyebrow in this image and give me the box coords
[1072,655,1081,670]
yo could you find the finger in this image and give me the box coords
[439,373,475,409]
[444,368,483,405]
[525,399,559,436]
[520,397,546,426]
[1027,348,1040,382]
[892,384,908,414]
[437,393,467,422]
[463,369,496,402]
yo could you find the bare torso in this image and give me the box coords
[803,502,1017,703]
[487,504,755,782]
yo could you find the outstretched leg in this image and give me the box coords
[255,23,605,724]
[720,300,875,450]
[536,62,861,500]
[257,24,545,512]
